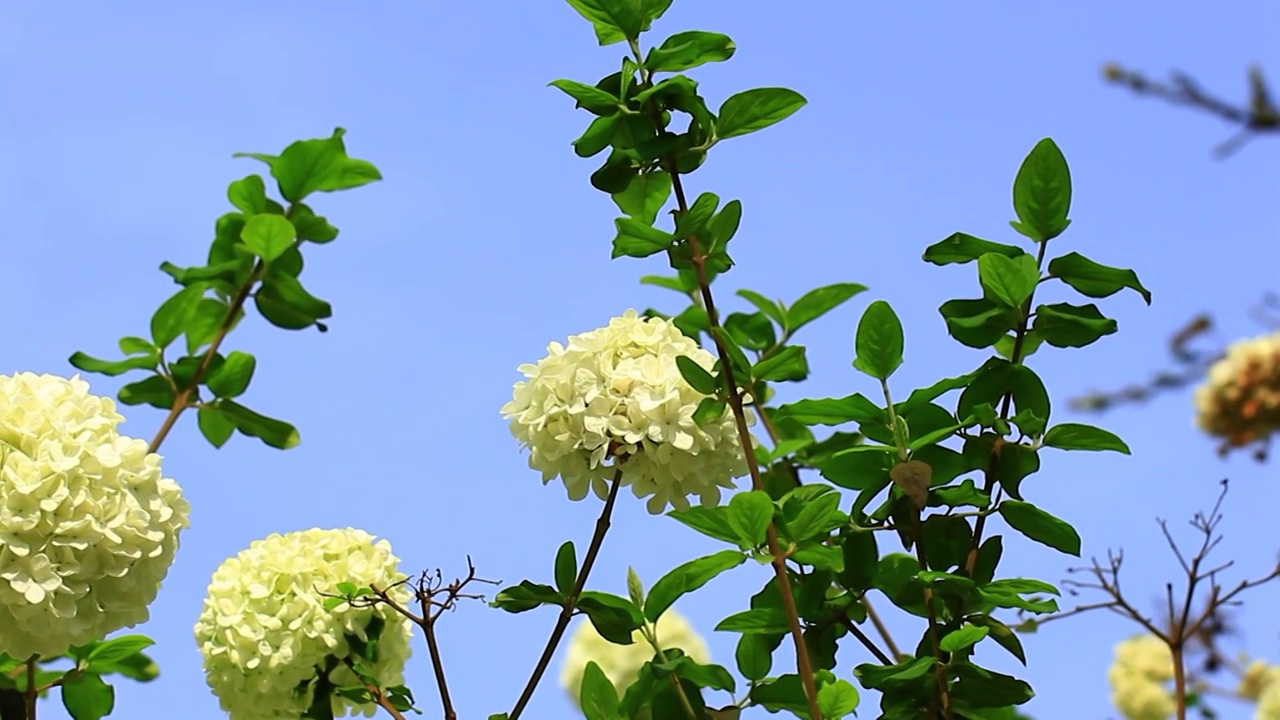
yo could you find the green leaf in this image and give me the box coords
[1047,251,1151,305]
[563,0,649,43]
[1042,423,1130,453]
[491,580,563,613]
[291,204,340,243]
[939,298,1019,349]
[853,300,904,380]
[675,356,717,395]
[724,312,776,352]
[549,79,620,114]
[978,253,1040,309]
[1032,302,1117,348]
[626,567,646,608]
[726,491,774,547]
[205,350,256,398]
[940,625,990,653]
[673,192,719,241]
[554,541,578,595]
[706,200,743,252]
[219,400,300,449]
[67,351,158,377]
[117,376,176,409]
[611,217,673,259]
[234,128,381,204]
[751,674,815,716]
[612,172,672,224]
[668,506,740,546]
[786,283,867,334]
[692,397,726,425]
[185,298,233,355]
[90,650,159,682]
[61,672,114,720]
[227,174,268,215]
[778,394,882,426]
[640,275,691,294]
[994,331,1043,362]
[645,550,746,622]
[1010,138,1072,242]
[817,679,860,718]
[150,284,206,349]
[572,116,618,157]
[580,662,621,720]
[86,636,154,670]
[240,214,296,262]
[647,31,736,72]
[752,346,808,382]
[715,608,791,634]
[923,233,1025,266]
[735,634,779,681]
[998,500,1081,556]
[578,592,644,644]
[255,273,332,332]
[737,289,786,328]
[969,614,1026,664]
[717,88,807,140]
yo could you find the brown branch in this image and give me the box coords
[1102,62,1279,158]
[341,658,408,720]
[508,470,624,720]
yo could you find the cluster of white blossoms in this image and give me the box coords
[0,372,190,658]
[1240,659,1280,720]
[1107,634,1175,720]
[1194,332,1280,452]
[194,528,413,720]
[560,608,710,705]
[502,310,751,514]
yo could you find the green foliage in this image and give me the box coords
[853,300,905,380]
[61,673,114,720]
[1009,138,1072,242]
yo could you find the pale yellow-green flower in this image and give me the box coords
[502,310,752,514]
[0,372,189,658]
[1239,658,1280,701]
[1259,678,1280,720]
[194,528,413,720]
[1107,634,1175,720]
[560,608,710,705]
[1194,331,1280,451]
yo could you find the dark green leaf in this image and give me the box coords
[646,31,736,72]
[778,393,882,426]
[150,284,206,349]
[717,88,807,140]
[645,550,746,622]
[490,580,563,613]
[724,312,776,352]
[572,116,618,157]
[978,253,1040,309]
[726,491,773,547]
[290,204,340,243]
[972,536,1003,586]
[554,541,578,595]
[255,273,332,332]
[1010,138,1072,242]
[1032,302,1117,348]
[185,298,233,355]
[715,608,790,634]
[922,515,973,571]
[923,232,1025,266]
[219,400,300,449]
[612,172,672,224]
[969,614,1025,664]
[786,283,867,334]
[1047,251,1151,305]
[736,289,786,328]
[579,662,620,720]
[227,174,268,215]
[234,128,381,203]
[706,200,743,253]
[837,529,879,592]
[675,356,717,394]
[673,192,719,241]
[205,350,256,398]
[939,299,1020,349]
[117,376,175,409]
[735,634,779,681]
[752,346,808,382]
[68,352,158,377]
[998,500,1080,556]
[61,672,114,720]
[853,300,904,380]
[611,217,673,259]
[578,592,645,644]
[1042,423,1130,453]
[855,656,937,689]
[751,674,814,716]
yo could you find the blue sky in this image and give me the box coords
[2,2,1278,719]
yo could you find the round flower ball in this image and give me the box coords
[194,528,414,720]
[1194,331,1280,453]
[502,309,751,514]
[1107,634,1175,720]
[0,372,190,658]
[560,608,710,706]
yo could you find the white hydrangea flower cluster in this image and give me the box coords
[0,372,190,658]
[194,528,414,720]
[1107,634,1175,720]
[1240,659,1280,720]
[560,608,710,705]
[1194,332,1280,452]
[502,310,751,514]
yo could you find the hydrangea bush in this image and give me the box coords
[0,0,1273,719]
